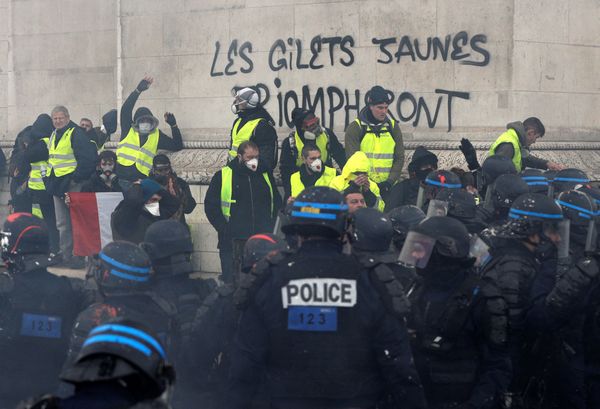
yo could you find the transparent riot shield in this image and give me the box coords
[426,200,449,218]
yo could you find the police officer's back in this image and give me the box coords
[19,319,175,409]
[66,242,176,366]
[400,216,511,409]
[229,186,427,409]
[0,213,83,408]
[140,220,215,408]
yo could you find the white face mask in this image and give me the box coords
[309,158,322,173]
[138,122,153,133]
[144,202,160,217]
[304,131,316,140]
[245,158,258,171]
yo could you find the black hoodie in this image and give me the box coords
[385,147,437,211]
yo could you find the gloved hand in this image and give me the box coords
[378,180,392,198]
[460,138,480,170]
[164,112,177,127]
[136,75,153,93]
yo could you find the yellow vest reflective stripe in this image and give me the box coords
[357,118,396,183]
[48,128,77,177]
[290,166,337,198]
[489,129,522,172]
[229,118,263,159]
[31,203,43,219]
[116,128,159,176]
[293,131,329,167]
[28,138,50,191]
[220,167,274,220]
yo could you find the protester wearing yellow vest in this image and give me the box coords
[329,151,385,212]
[117,76,183,190]
[23,113,60,254]
[204,141,281,283]
[289,144,338,199]
[47,106,97,268]
[345,86,405,200]
[229,87,278,171]
[280,108,346,200]
[489,118,564,172]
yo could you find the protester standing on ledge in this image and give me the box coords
[345,85,405,200]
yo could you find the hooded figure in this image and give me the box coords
[329,151,384,211]
[116,76,183,188]
[149,154,196,223]
[385,146,438,211]
[110,178,181,244]
[81,150,122,193]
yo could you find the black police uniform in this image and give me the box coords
[481,193,565,402]
[19,319,175,409]
[229,187,427,409]
[0,213,84,408]
[65,242,176,367]
[403,216,511,409]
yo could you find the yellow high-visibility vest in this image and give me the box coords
[229,118,263,159]
[357,118,396,183]
[28,137,50,191]
[220,166,273,220]
[293,131,329,167]
[48,128,77,177]
[489,129,522,172]
[290,166,337,198]
[116,128,159,176]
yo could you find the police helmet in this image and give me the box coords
[481,155,517,186]
[60,318,174,399]
[387,205,426,250]
[92,241,153,294]
[347,208,393,252]
[435,189,477,218]
[494,193,563,239]
[520,168,549,194]
[552,168,590,194]
[576,185,600,208]
[141,220,193,276]
[492,174,530,209]
[556,190,597,226]
[412,216,471,259]
[424,170,462,190]
[242,233,286,272]
[1,213,50,260]
[282,186,348,238]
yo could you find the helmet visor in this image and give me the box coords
[546,219,570,259]
[426,199,449,218]
[398,231,435,268]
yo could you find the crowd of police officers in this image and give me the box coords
[1,80,600,409]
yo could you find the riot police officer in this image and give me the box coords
[435,188,487,234]
[66,241,176,366]
[140,220,216,409]
[229,186,427,409]
[481,193,566,403]
[416,169,462,211]
[19,318,175,409]
[549,168,590,197]
[189,233,286,408]
[524,189,599,408]
[347,207,413,314]
[400,216,511,409]
[482,174,530,225]
[520,168,549,195]
[387,205,426,254]
[0,213,85,408]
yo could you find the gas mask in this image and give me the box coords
[303,131,317,140]
[231,101,243,115]
[308,158,322,173]
[245,158,258,172]
[99,162,116,182]
[138,121,153,133]
[145,202,161,217]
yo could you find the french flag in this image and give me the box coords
[69,192,124,256]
